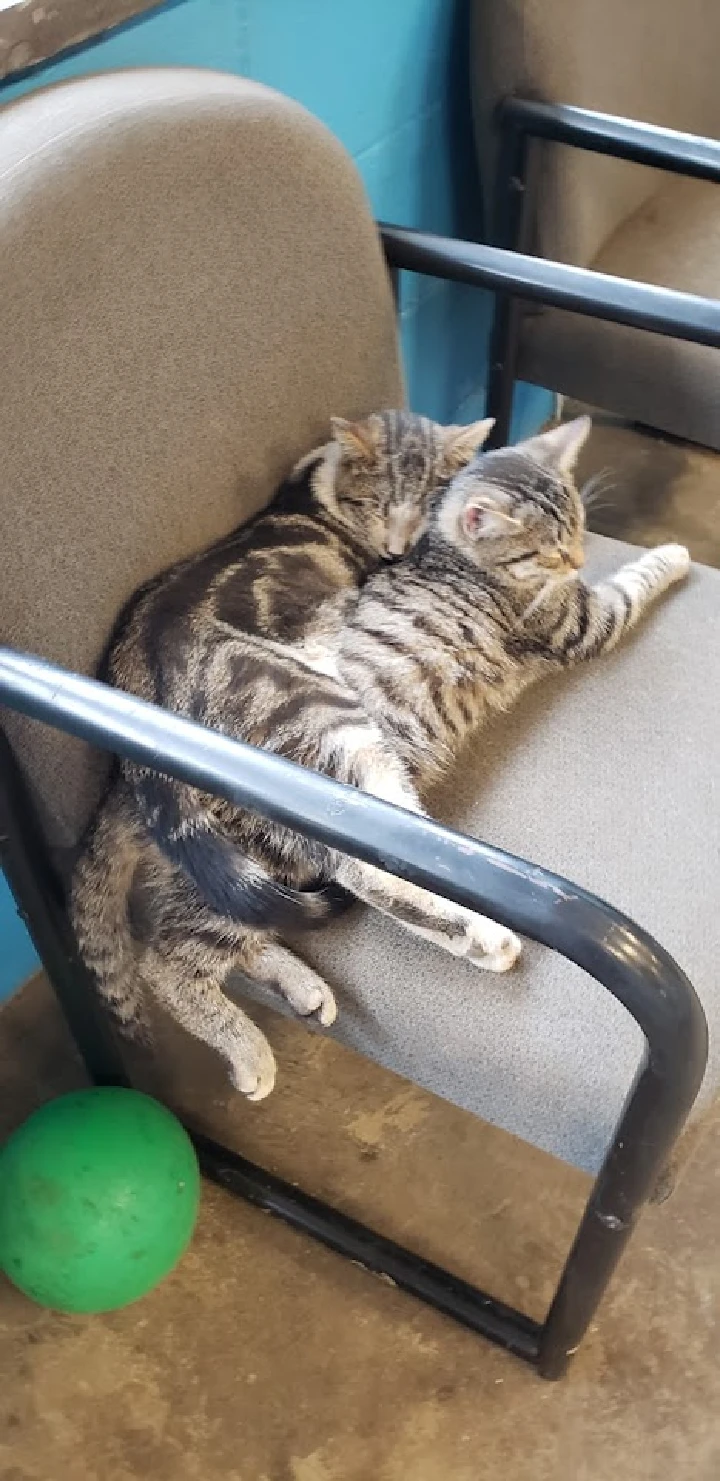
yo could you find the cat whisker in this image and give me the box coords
[581,469,617,510]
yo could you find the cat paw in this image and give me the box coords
[228,1031,277,1102]
[653,544,691,580]
[307,982,338,1027]
[461,919,522,973]
[277,964,338,1027]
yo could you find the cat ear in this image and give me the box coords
[442,418,495,471]
[461,491,519,541]
[519,416,592,473]
[330,416,380,463]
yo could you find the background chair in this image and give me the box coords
[0,69,718,1378]
[471,0,720,447]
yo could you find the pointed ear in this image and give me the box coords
[330,416,380,463]
[520,416,592,473]
[442,418,495,472]
[461,490,519,542]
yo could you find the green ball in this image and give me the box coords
[0,1088,200,1313]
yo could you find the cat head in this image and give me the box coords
[435,416,591,581]
[303,410,495,559]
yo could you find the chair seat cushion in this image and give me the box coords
[248,534,720,1173]
[519,177,720,448]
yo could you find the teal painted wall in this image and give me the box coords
[0,0,550,999]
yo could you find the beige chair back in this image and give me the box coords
[0,69,401,849]
[472,0,720,265]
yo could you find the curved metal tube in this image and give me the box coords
[0,646,708,1376]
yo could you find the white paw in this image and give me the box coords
[279,967,338,1027]
[296,979,338,1027]
[228,1029,277,1102]
[456,917,522,973]
[654,544,691,580]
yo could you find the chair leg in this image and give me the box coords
[485,122,534,447]
[537,1050,691,1378]
[486,295,522,446]
[0,734,127,1087]
[194,1132,543,1363]
[196,1025,696,1383]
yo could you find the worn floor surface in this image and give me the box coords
[573,407,720,565]
[2,416,719,1481]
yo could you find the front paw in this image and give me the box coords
[459,917,522,973]
[652,544,691,583]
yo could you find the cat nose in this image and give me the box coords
[567,546,585,570]
[386,507,419,557]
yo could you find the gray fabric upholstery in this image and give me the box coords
[275,534,720,1173]
[0,69,402,846]
[471,0,720,448]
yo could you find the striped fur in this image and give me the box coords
[73,414,690,1099]
[71,410,493,1078]
[337,417,690,803]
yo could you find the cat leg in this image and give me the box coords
[337,859,521,971]
[241,940,338,1026]
[332,743,522,972]
[137,936,277,1101]
[562,544,690,662]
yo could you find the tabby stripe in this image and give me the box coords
[563,586,590,655]
[270,690,359,729]
[356,625,418,658]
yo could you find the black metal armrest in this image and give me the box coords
[497,97,720,186]
[379,223,720,349]
[0,646,708,1378]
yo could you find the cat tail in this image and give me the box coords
[70,785,151,1041]
[133,772,354,932]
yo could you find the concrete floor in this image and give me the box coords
[2,415,720,1481]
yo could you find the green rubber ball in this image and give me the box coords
[0,1088,200,1313]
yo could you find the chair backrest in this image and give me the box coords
[471,0,720,266]
[0,69,401,852]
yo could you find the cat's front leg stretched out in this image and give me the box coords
[558,544,691,664]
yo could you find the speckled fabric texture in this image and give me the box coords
[0,68,401,844]
[278,535,720,1171]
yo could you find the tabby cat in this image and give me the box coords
[73,413,690,1101]
[72,409,494,1094]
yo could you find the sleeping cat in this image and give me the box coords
[94,409,490,924]
[72,414,690,1101]
[71,409,493,1085]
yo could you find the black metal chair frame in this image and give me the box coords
[485,97,720,445]
[0,231,715,1380]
